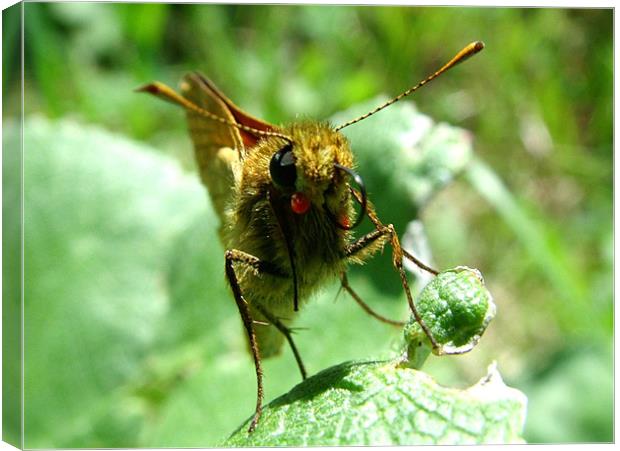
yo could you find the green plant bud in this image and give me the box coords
[404,266,495,368]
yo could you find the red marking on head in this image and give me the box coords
[291,192,311,214]
[339,214,351,229]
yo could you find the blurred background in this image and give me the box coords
[4,3,612,446]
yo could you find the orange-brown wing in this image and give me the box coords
[138,74,277,223]
[186,72,277,153]
[180,73,280,223]
[178,73,246,222]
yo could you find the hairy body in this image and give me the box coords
[224,122,373,355]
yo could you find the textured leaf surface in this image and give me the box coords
[225,361,526,446]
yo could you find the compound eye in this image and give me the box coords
[269,144,296,189]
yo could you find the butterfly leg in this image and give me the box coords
[343,222,442,353]
[339,272,405,327]
[225,248,307,431]
[348,194,473,355]
[224,249,265,433]
[253,302,307,380]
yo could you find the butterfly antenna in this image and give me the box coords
[335,41,484,131]
[136,82,293,143]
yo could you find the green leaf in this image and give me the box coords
[225,361,526,446]
[19,116,208,447]
[3,108,23,447]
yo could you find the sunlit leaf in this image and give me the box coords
[226,361,526,446]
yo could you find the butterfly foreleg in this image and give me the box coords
[343,205,442,353]
[339,272,405,327]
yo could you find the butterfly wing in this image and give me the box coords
[187,73,277,153]
[138,74,279,229]
[177,73,244,223]
[179,73,280,224]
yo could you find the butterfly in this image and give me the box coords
[139,41,484,432]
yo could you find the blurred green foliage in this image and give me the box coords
[5,3,612,445]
